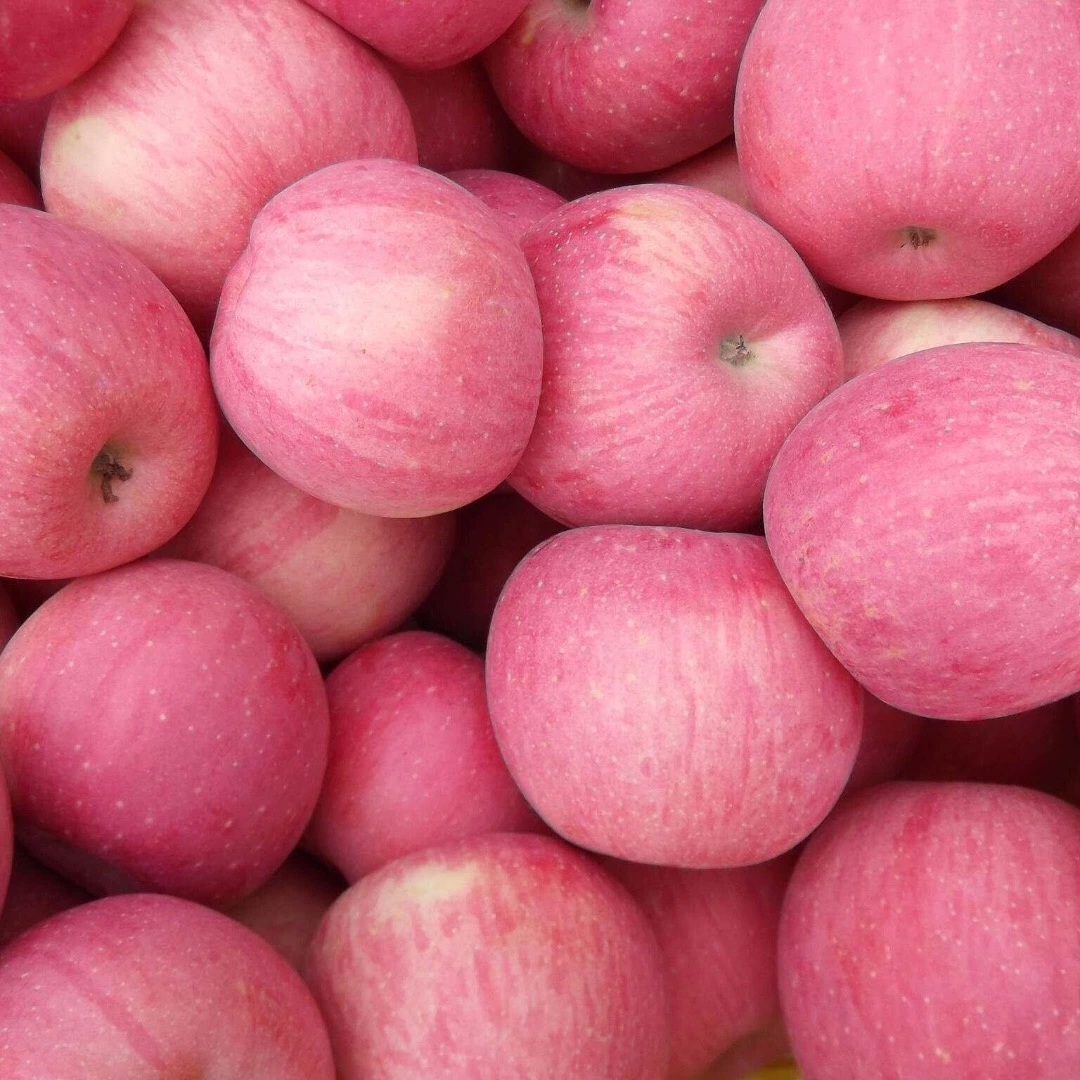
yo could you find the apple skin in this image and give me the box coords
[0,559,330,906]
[993,227,1080,338]
[304,0,529,70]
[606,855,794,1080]
[0,0,133,102]
[156,424,455,664]
[211,158,544,518]
[510,183,842,532]
[448,168,566,243]
[0,206,218,580]
[779,782,1080,1079]
[736,0,1080,301]
[486,526,862,868]
[40,0,417,338]
[0,149,39,207]
[764,341,1080,720]
[845,694,925,793]
[652,137,753,212]
[418,488,564,650]
[0,892,335,1078]
[307,832,669,1079]
[840,297,1080,379]
[0,94,51,179]
[484,0,766,173]
[0,846,90,949]
[306,631,543,882]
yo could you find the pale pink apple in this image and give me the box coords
[736,0,1080,299]
[764,342,1080,720]
[449,168,566,243]
[652,137,753,211]
[486,527,862,867]
[0,149,38,207]
[993,227,1080,338]
[0,0,133,102]
[211,158,544,518]
[779,782,1080,1079]
[840,297,1080,379]
[0,893,335,1077]
[157,425,455,663]
[418,488,564,650]
[306,631,542,881]
[41,0,417,336]
[845,694,924,793]
[0,206,217,580]
[0,847,90,948]
[0,559,329,905]
[511,184,842,531]
[307,832,669,1079]
[485,0,766,173]
[304,0,529,70]
[0,94,51,178]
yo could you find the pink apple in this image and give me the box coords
[418,488,564,650]
[449,168,566,243]
[157,424,455,663]
[0,847,90,948]
[0,149,38,207]
[840,297,1080,379]
[993,226,1080,338]
[306,631,542,881]
[0,1,133,102]
[41,0,417,337]
[0,94,51,179]
[736,0,1080,299]
[304,0,529,70]
[0,206,217,580]
[225,851,345,975]
[845,694,925,793]
[485,0,766,173]
[307,832,669,1079]
[486,527,862,867]
[779,782,1080,1079]
[512,139,630,200]
[0,559,329,905]
[0,893,335,1077]
[390,61,519,175]
[764,341,1080,720]
[607,855,794,1080]
[511,184,842,531]
[211,158,544,518]
[652,137,753,212]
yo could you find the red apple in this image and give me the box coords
[449,168,566,243]
[485,0,766,173]
[486,527,862,867]
[211,158,544,518]
[993,226,1080,338]
[736,0,1080,299]
[306,631,542,881]
[41,0,417,336]
[0,846,90,948]
[0,584,18,652]
[652,137,753,211]
[0,94,51,179]
[764,341,1080,720]
[840,297,1080,379]
[0,559,329,905]
[307,832,669,1079]
[779,782,1080,1079]
[511,184,842,531]
[0,206,217,580]
[0,149,38,207]
[845,694,925,793]
[0,0,133,102]
[157,424,455,663]
[0,893,335,1077]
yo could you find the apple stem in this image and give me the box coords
[91,450,133,504]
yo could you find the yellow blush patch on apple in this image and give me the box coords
[372,862,483,925]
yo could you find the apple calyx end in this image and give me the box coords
[91,449,133,504]
[719,334,754,368]
[900,226,937,250]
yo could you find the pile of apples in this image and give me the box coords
[1,0,1079,1077]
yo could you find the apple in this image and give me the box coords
[651,137,753,212]
[510,183,842,532]
[0,558,329,906]
[418,488,564,650]
[0,1,133,102]
[0,846,90,948]
[512,139,630,200]
[484,0,767,173]
[845,694,925,793]
[0,206,218,580]
[735,0,1080,300]
[764,341,1080,720]
[779,782,1080,1079]
[307,832,669,1079]
[0,892,335,1077]
[840,297,1080,379]
[211,158,544,518]
[0,149,39,207]
[0,94,52,179]
[156,423,455,664]
[448,168,566,243]
[306,630,543,881]
[993,227,1080,339]
[40,0,417,337]
[606,855,794,1080]
[304,0,529,70]
[486,526,862,867]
